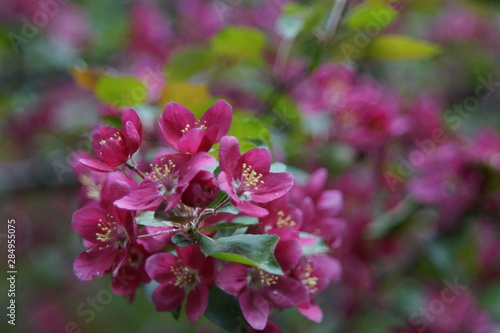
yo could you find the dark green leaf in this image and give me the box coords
[367,198,420,239]
[204,286,249,333]
[171,233,192,247]
[201,216,259,237]
[199,234,283,275]
[208,191,230,209]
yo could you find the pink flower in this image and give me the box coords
[145,244,217,323]
[218,136,294,217]
[115,152,215,211]
[181,170,220,207]
[72,181,137,281]
[158,100,232,154]
[217,263,308,330]
[79,109,143,172]
[292,256,342,322]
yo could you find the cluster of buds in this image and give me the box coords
[72,100,344,331]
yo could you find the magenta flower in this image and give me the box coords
[72,181,137,281]
[181,170,220,207]
[158,100,232,154]
[115,152,215,211]
[145,244,217,324]
[79,108,143,172]
[292,256,341,322]
[217,263,308,330]
[218,136,294,217]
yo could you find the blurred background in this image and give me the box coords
[1,0,500,332]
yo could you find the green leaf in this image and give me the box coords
[166,48,214,81]
[299,232,330,256]
[216,202,241,215]
[228,114,272,152]
[365,34,442,60]
[367,198,420,239]
[345,3,398,30]
[199,234,283,275]
[171,233,192,247]
[95,75,147,106]
[211,26,266,61]
[208,191,230,209]
[201,216,260,236]
[135,212,172,227]
[204,286,249,333]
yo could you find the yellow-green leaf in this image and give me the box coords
[95,75,147,107]
[365,34,442,60]
[211,26,266,61]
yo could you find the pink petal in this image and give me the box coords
[72,207,110,243]
[124,120,142,154]
[145,253,178,284]
[159,102,196,149]
[317,190,343,217]
[274,238,302,273]
[263,275,308,308]
[79,158,115,172]
[235,200,269,217]
[239,148,272,174]
[216,263,249,296]
[114,182,163,211]
[218,171,239,202]
[239,288,271,331]
[186,284,209,324]
[122,108,142,139]
[178,152,216,186]
[219,136,241,179]
[178,127,218,153]
[250,173,294,203]
[152,283,185,312]
[304,168,328,200]
[297,299,323,323]
[73,246,117,281]
[200,100,232,142]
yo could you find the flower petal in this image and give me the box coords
[72,206,110,243]
[298,299,323,323]
[219,136,241,179]
[263,275,308,308]
[152,283,185,312]
[239,148,272,174]
[186,283,209,324]
[159,102,196,149]
[240,288,271,331]
[114,181,163,211]
[200,100,233,142]
[145,252,179,284]
[250,173,294,203]
[216,262,249,296]
[235,200,269,217]
[178,127,218,154]
[73,245,117,281]
[122,108,142,154]
[79,158,115,172]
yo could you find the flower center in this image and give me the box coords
[241,163,264,191]
[149,159,177,189]
[257,269,278,287]
[95,214,126,248]
[301,260,319,294]
[170,263,196,288]
[276,210,296,228]
[181,121,208,134]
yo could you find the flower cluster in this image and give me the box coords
[71,100,343,331]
